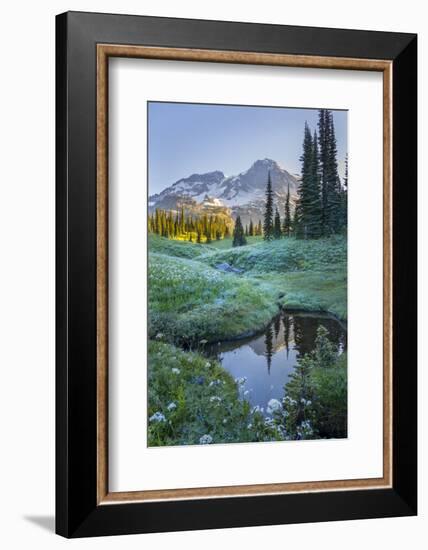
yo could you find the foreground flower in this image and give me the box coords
[167,402,177,411]
[171,368,180,374]
[149,411,166,423]
[199,434,213,444]
[267,398,282,415]
[210,396,222,404]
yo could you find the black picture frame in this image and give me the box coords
[56,11,417,538]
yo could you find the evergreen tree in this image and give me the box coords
[296,123,322,239]
[318,109,342,236]
[273,208,282,239]
[283,183,292,237]
[257,219,262,236]
[292,205,299,236]
[318,109,329,235]
[309,130,322,238]
[339,154,348,233]
[263,171,274,240]
[180,205,185,234]
[232,215,247,247]
[249,219,254,237]
[283,356,316,439]
[313,326,337,369]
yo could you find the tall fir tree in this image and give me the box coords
[318,109,342,236]
[283,183,292,237]
[263,171,274,240]
[309,130,322,238]
[339,153,348,233]
[232,215,247,247]
[249,219,254,236]
[296,123,321,239]
[273,208,282,239]
[318,109,329,235]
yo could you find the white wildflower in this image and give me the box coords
[267,398,282,415]
[205,362,211,369]
[167,402,177,411]
[171,368,180,374]
[149,411,166,423]
[155,332,164,340]
[199,434,213,444]
[301,420,312,430]
[210,396,222,403]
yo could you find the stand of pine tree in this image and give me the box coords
[148,207,231,243]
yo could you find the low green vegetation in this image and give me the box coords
[205,235,262,250]
[148,328,346,446]
[148,234,207,259]
[149,252,278,345]
[278,327,347,439]
[202,235,346,274]
[148,341,279,446]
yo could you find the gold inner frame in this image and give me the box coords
[96,44,393,505]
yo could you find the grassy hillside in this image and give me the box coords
[206,235,263,250]
[148,235,347,345]
[202,236,347,273]
[149,252,278,345]
[148,234,207,259]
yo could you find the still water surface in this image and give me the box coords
[206,311,347,413]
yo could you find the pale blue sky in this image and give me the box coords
[148,102,347,195]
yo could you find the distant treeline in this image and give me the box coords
[148,207,233,243]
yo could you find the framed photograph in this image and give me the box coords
[56,11,417,537]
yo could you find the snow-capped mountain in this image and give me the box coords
[149,159,299,225]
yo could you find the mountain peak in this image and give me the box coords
[253,158,278,167]
[149,159,299,222]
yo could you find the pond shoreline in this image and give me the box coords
[191,305,347,350]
